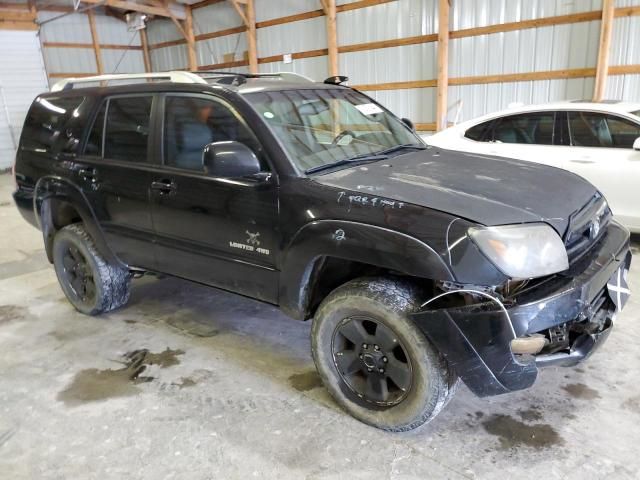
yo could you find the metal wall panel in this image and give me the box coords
[101,49,145,74]
[340,42,437,84]
[257,18,326,57]
[94,15,142,45]
[451,0,602,29]
[368,88,436,123]
[197,33,247,66]
[38,11,93,43]
[0,30,49,169]
[450,22,601,78]
[255,0,319,23]
[147,18,182,44]
[260,56,328,80]
[43,47,97,73]
[151,45,188,71]
[449,78,596,121]
[193,1,242,33]
[338,0,437,44]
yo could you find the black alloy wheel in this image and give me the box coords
[60,243,97,305]
[332,315,413,407]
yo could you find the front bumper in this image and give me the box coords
[412,220,632,397]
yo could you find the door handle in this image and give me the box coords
[151,179,176,195]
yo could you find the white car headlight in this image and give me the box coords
[468,223,569,279]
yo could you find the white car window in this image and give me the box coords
[569,112,640,148]
[492,113,555,145]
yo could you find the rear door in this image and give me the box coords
[73,94,157,268]
[149,93,280,302]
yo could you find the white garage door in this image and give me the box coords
[0,30,49,170]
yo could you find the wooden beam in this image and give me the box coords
[80,0,185,19]
[229,0,257,73]
[0,19,37,29]
[593,0,616,101]
[449,68,598,86]
[436,0,449,131]
[339,34,437,53]
[87,10,104,75]
[184,5,198,71]
[321,0,339,76]
[352,79,437,91]
[191,0,224,9]
[140,28,152,72]
[43,41,142,50]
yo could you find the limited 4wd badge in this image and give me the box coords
[229,231,270,255]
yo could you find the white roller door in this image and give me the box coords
[0,30,49,170]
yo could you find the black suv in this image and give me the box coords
[13,71,632,431]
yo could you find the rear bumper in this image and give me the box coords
[412,220,632,397]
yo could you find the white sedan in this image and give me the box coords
[426,101,640,233]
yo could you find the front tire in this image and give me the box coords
[311,277,455,431]
[52,223,130,315]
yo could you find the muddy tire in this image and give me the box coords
[52,223,130,315]
[311,277,455,432]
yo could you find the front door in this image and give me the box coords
[149,93,280,303]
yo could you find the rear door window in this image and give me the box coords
[104,96,152,161]
[21,96,85,152]
[492,112,555,145]
[604,116,640,148]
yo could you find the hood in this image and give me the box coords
[311,147,598,234]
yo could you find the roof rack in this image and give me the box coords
[196,71,314,85]
[50,71,208,92]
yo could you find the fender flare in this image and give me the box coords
[278,220,454,319]
[34,175,125,268]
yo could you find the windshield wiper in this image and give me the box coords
[305,154,388,174]
[377,143,427,156]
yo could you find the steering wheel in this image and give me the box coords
[332,130,357,146]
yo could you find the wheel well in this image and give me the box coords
[304,256,432,320]
[42,199,83,262]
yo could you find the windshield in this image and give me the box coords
[244,88,422,173]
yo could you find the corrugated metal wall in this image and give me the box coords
[38,9,145,86]
[35,0,640,127]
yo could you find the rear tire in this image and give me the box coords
[311,277,456,431]
[52,223,130,315]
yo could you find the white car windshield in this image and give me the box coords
[244,88,422,173]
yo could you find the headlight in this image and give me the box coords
[468,223,568,279]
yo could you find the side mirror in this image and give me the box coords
[401,118,415,132]
[203,141,261,178]
[634,137,640,151]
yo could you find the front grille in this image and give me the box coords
[564,193,611,263]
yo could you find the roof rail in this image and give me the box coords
[50,71,208,92]
[196,71,314,85]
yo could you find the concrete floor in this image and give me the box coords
[0,172,639,480]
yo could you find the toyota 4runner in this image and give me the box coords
[13,71,632,431]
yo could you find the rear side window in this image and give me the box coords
[104,96,152,161]
[464,120,493,141]
[492,112,555,145]
[21,96,85,152]
[604,116,640,148]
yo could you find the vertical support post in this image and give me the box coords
[321,0,339,77]
[436,0,450,131]
[87,9,104,75]
[140,28,152,73]
[593,0,615,102]
[184,5,198,71]
[245,0,258,73]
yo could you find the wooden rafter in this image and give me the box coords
[139,28,152,72]
[229,0,257,73]
[79,0,186,20]
[593,0,616,101]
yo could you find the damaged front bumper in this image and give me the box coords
[412,220,632,397]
